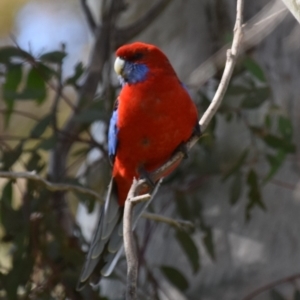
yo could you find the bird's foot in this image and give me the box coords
[138,166,155,188]
[193,123,201,137]
[174,142,189,159]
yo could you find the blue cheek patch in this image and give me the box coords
[122,62,149,85]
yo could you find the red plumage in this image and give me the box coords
[77,42,199,289]
[113,42,198,205]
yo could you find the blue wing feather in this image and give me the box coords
[108,99,119,164]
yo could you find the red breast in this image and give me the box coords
[113,43,198,205]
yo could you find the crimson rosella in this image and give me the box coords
[77,42,199,290]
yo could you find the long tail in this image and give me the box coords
[77,178,161,290]
[76,179,123,290]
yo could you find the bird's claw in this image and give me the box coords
[138,167,155,188]
[193,123,201,137]
[174,142,189,159]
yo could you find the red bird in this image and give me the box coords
[77,42,199,290]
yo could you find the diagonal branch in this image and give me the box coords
[188,0,287,87]
[80,0,97,34]
[281,0,300,23]
[123,1,244,298]
[48,0,125,236]
[242,272,300,300]
[0,171,103,202]
[149,0,244,183]
[123,179,140,300]
[114,0,172,48]
[142,212,194,231]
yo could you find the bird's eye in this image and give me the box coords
[130,52,144,61]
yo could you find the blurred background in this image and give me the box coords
[1,0,300,299]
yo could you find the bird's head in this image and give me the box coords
[114,42,174,86]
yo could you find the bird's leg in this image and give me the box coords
[173,142,189,159]
[193,122,201,137]
[138,166,155,188]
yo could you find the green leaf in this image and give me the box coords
[35,62,57,81]
[1,181,13,206]
[264,114,272,129]
[72,147,90,157]
[244,57,266,82]
[65,62,84,86]
[73,191,96,214]
[263,150,286,183]
[175,192,190,219]
[30,114,52,138]
[230,171,242,205]
[1,193,23,238]
[226,85,249,96]
[3,63,22,124]
[2,142,23,170]
[263,134,295,153]
[40,51,66,64]
[160,266,189,291]
[26,152,45,173]
[1,248,34,299]
[270,290,285,300]
[223,149,248,181]
[175,231,200,273]
[294,290,300,300]
[74,110,107,123]
[246,169,266,221]
[19,67,47,103]
[241,87,269,109]
[200,222,215,260]
[3,64,23,99]
[0,46,28,64]
[278,116,293,140]
[35,136,56,150]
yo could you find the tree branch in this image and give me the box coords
[142,212,194,231]
[123,179,140,300]
[122,1,244,298]
[280,0,300,23]
[114,0,172,48]
[148,0,244,183]
[80,0,97,34]
[0,171,103,203]
[47,0,172,238]
[242,273,300,300]
[48,0,125,237]
[0,109,40,121]
[188,0,287,87]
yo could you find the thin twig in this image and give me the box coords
[114,0,172,48]
[187,0,287,88]
[130,194,151,203]
[0,171,103,203]
[80,0,97,34]
[280,0,300,24]
[142,212,194,231]
[48,0,122,236]
[0,109,40,121]
[243,273,300,300]
[11,40,77,112]
[51,44,65,133]
[124,179,140,300]
[122,2,244,298]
